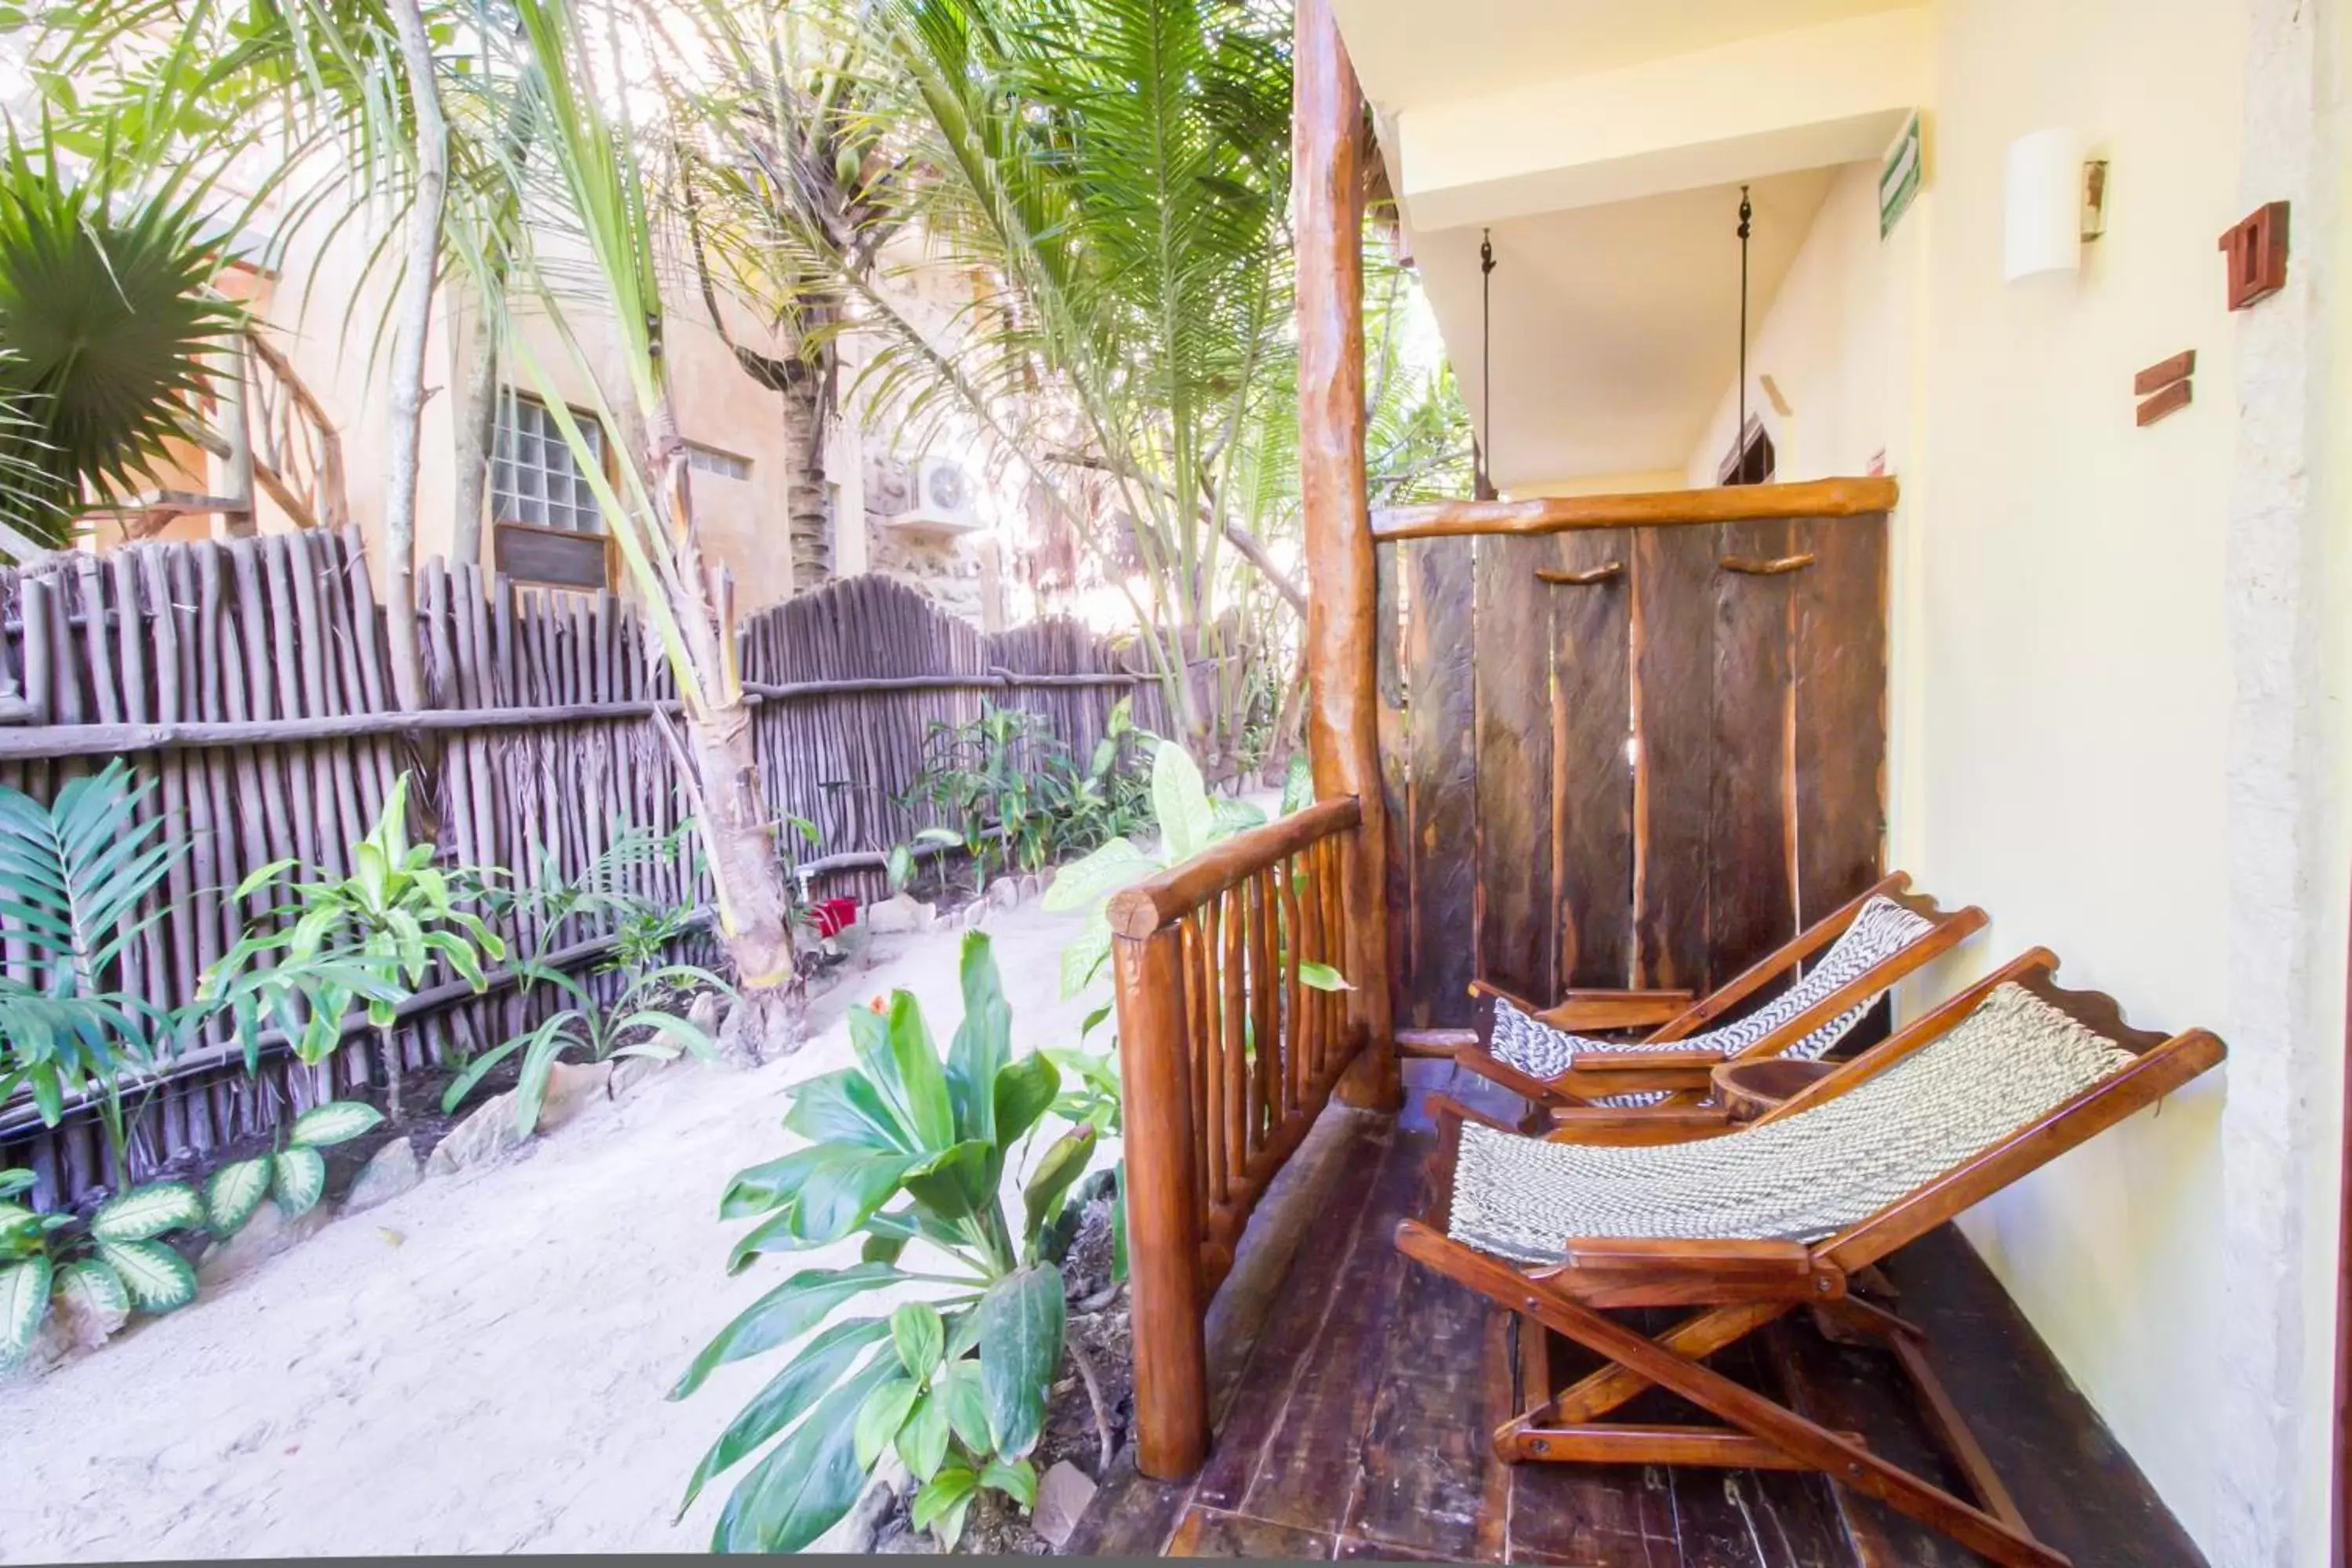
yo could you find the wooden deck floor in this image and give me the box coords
[1068,1062,2205,1566]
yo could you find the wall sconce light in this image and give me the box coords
[2004,129,2107,281]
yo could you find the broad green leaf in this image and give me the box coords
[96,1239,196,1312]
[89,1181,204,1243]
[992,1054,1060,1149]
[885,991,956,1152]
[1151,743,1218,865]
[979,1266,1066,1459]
[1058,913,1114,1001]
[897,1387,951,1482]
[942,1359,990,1452]
[900,1141,993,1222]
[1279,751,1314,816]
[789,1149,920,1244]
[1299,962,1352,993]
[910,1463,978,1545]
[271,1149,328,1218]
[853,1374,920,1472]
[675,1316,893,1520]
[0,1169,33,1199]
[708,1352,903,1553]
[287,1099,385,1149]
[51,1257,127,1331]
[672,1262,905,1400]
[204,1159,272,1235]
[1210,797,1268,836]
[891,1301,945,1380]
[1039,837,1155,913]
[980,1455,1039,1511]
[783,1068,915,1154]
[720,1145,833,1219]
[1079,1003,1112,1040]
[944,933,1010,1143]
[1022,1125,1099,1251]
[0,1254,50,1361]
[725,1208,828,1275]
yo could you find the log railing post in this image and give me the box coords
[1294,0,1399,1111]
[1112,920,1210,1479]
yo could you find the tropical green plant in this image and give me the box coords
[0,126,245,543]
[1040,740,1268,1000]
[675,931,1094,1552]
[441,912,731,1137]
[900,702,1061,892]
[0,1097,381,1365]
[205,773,504,1120]
[0,760,189,1186]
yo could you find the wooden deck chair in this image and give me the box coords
[1395,949,2223,1568]
[1447,872,1984,1114]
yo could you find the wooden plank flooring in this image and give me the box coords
[1069,1062,2205,1566]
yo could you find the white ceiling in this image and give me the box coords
[1332,0,1910,114]
[1418,168,1839,487]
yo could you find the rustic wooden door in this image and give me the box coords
[1379,512,1887,1028]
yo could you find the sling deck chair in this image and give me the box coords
[1395,948,2224,1568]
[1430,872,1984,1118]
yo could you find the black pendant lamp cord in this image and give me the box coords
[1479,227,1497,495]
[1737,185,1753,457]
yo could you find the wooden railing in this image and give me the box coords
[1107,795,1368,1479]
[243,331,349,532]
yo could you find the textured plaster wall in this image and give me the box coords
[1677,2,2352,1558]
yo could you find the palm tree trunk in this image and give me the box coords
[780,367,833,592]
[381,0,446,714]
[451,301,497,571]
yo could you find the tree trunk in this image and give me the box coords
[382,0,447,715]
[451,300,498,572]
[377,1022,405,1121]
[684,699,802,1062]
[780,365,832,592]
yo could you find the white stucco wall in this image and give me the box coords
[1680,3,2352,1559]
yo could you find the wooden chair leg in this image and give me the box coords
[1421,1233,2068,1568]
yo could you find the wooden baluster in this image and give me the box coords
[1305,839,1331,1099]
[1279,849,1308,1127]
[1111,923,1210,1479]
[1182,913,1212,1219]
[1220,883,1247,1197]
[1249,866,1277,1159]
[1325,833,1350,1074]
[1199,898,1226,1209]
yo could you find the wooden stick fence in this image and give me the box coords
[0,535,1171,1208]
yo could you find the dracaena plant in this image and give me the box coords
[205,772,504,1120]
[0,1095,378,1365]
[673,931,1097,1553]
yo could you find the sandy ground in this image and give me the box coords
[0,896,1105,1561]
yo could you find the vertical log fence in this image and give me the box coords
[1105,795,1366,1479]
[0,536,1174,1209]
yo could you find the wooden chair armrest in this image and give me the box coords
[1398,1027,1480,1057]
[1566,1045,1724,1073]
[1531,989,1698,1031]
[1541,1106,1735,1145]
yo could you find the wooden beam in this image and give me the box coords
[1372,477,1900,541]
[1295,0,1399,1111]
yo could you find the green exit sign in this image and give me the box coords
[1881,112,1922,238]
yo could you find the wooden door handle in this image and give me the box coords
[1718,553,1817,576]
[1535,561,1624,586]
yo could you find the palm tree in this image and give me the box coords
[0,130,245,546]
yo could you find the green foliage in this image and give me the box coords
[680,931,1095,1552]
[0,1096,377,1365]
[0,760,191,1182]
[202,772,503,1118]
[898,700,1151,894]
[0,125,245,541]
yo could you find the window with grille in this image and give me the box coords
[688,444,751,482]
[492,394,606,533]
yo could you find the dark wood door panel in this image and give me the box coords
[1548,528,1634,990]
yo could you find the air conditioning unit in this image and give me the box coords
[891,456,985,535]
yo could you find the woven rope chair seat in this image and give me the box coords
[1449,983,2135,1262]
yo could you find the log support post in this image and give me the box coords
[1112,922,1210,1479]
[1295,0,1399,1110]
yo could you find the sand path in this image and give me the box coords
[0,898,1100,1560]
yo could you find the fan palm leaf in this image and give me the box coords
[0,129,245,543]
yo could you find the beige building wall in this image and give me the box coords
[1680,2,2351,1558]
